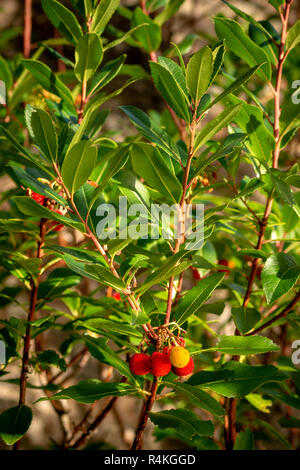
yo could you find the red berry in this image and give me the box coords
[163,346,171,355]
[218,259,229,273]
[112,292,121,301]
[190,266,201,280]
[150,351,172,377]
[129,353,151,376]
[31,191,46,205]
[50,209,64,232]
[218,259,235,275]
[173,357,194,377]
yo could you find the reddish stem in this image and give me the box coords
[23,0,32,58]
[14,218,47,450]
[131,378,158,450]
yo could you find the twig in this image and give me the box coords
[242,0,292,309]
[131,377,159,450]
[224,398,237,450]
[245,290,300,336]
[164,116,197,325]
[14,218,47,449]
[67,396,117,449]
[228,1,294,449]
[23,0,32,58]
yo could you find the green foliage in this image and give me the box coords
[0,405,32,445]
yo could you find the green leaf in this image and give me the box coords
[25,105,57,162]
[155,0,184,26]
[48,245,106,265]
[186,46,213,104]
[188,362,285,398]
[117,170,151,213]
[209,64,263,109]
[234,429,255,450]
[34,350,66,371]
[215,17,271,81]
[157,56,190,103]
[286,19,300,52]
[234,178,265,200]
[136,251,192,295]
[213,335,280,355]
[77,318,143,338]
[194,104,242,153]
[41,0,82,44]
[174,272,224,325]
[150,61,190,122]
[37,268,80,301]
[87,54,126,96]
[47,379,137,404]
[90,0,120,35]
[222,0,278,46]
[84,336,140,386]
[231,307,261,334]
[75,33,103,83]
[0,405,32,445]
[0,55,13,91]
[164,380,225,418]
[89,145,130,207]
[228,97,275,162]
[149,409,214,438]
[249,22,279,66]
[131,143,182,203]
[121,105,181,162]
[192,133,246,181]
[84,264,127,291]
[64,255,103,281]
[269,0,284,8]
[14,197,84,231]
[210,40,226,85]
[61,141,97,194]
[246,393,273,413]
[104,25,150,52]
[21,59,76,114]
[269,171,298,213]
[261,253,300,304]
[0,125,53,172]
[7,165,66,206]
[131,7,161,53]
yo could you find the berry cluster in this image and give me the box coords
[28,190,64,232]
[129,344,194,378]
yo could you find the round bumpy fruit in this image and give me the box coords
[169,346,190,368]
[151,352,172,377]
[129,353,151,376]
[30,191,46,205]
[173,357,194,377]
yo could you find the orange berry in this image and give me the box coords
[169,346,190,368]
